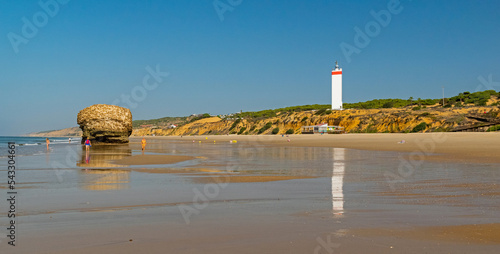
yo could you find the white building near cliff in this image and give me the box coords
[332,61,343,110]
[301,123,344,134]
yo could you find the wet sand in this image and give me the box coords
[137,132,500,163]
[112,154,194,165]
[353,223,500,244]
[2,133,499,253]
[192,174,317,183]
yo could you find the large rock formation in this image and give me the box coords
[77,104,132,144]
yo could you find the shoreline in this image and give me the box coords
[131,132,500,164]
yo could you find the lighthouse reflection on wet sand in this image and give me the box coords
[331,61,343,110]
[332,148,345,215]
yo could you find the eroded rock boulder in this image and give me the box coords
[77,104,132,144]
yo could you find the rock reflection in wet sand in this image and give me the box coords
[77,144,132,190]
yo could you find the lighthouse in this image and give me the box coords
[331,61,343,110]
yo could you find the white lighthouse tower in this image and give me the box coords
[331,61,343,110]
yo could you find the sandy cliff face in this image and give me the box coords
[132,106,500,136]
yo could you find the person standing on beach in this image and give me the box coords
[141,137,147,152]
[46,138,50,150]
[85,137,91,152]
[68,138,71,143]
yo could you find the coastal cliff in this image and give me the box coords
[132,106,500,136]
[27,106,499,137]
[26,127,82,137]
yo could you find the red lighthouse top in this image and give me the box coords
[332,61,342,75]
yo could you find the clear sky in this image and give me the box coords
[1,0,499,135]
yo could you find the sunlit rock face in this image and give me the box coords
[77,104,132,144]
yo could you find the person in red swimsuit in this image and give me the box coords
[84,138,91,152]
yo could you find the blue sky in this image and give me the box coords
[1,0,499,135]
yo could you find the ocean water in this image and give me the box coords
[0,136,81,157]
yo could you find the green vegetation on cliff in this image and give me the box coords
[447,90,499,107]
[237,104,330,119]
[132,116,187,128]
[230,90,498,120]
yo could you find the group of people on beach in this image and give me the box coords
[45,137,73,150]
[45,137,90,150]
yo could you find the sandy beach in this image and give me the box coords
[138,132,500,163]
[1,132,499,254]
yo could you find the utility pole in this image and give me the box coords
[442,86,445,106]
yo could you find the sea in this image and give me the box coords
[0,136,81,157]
